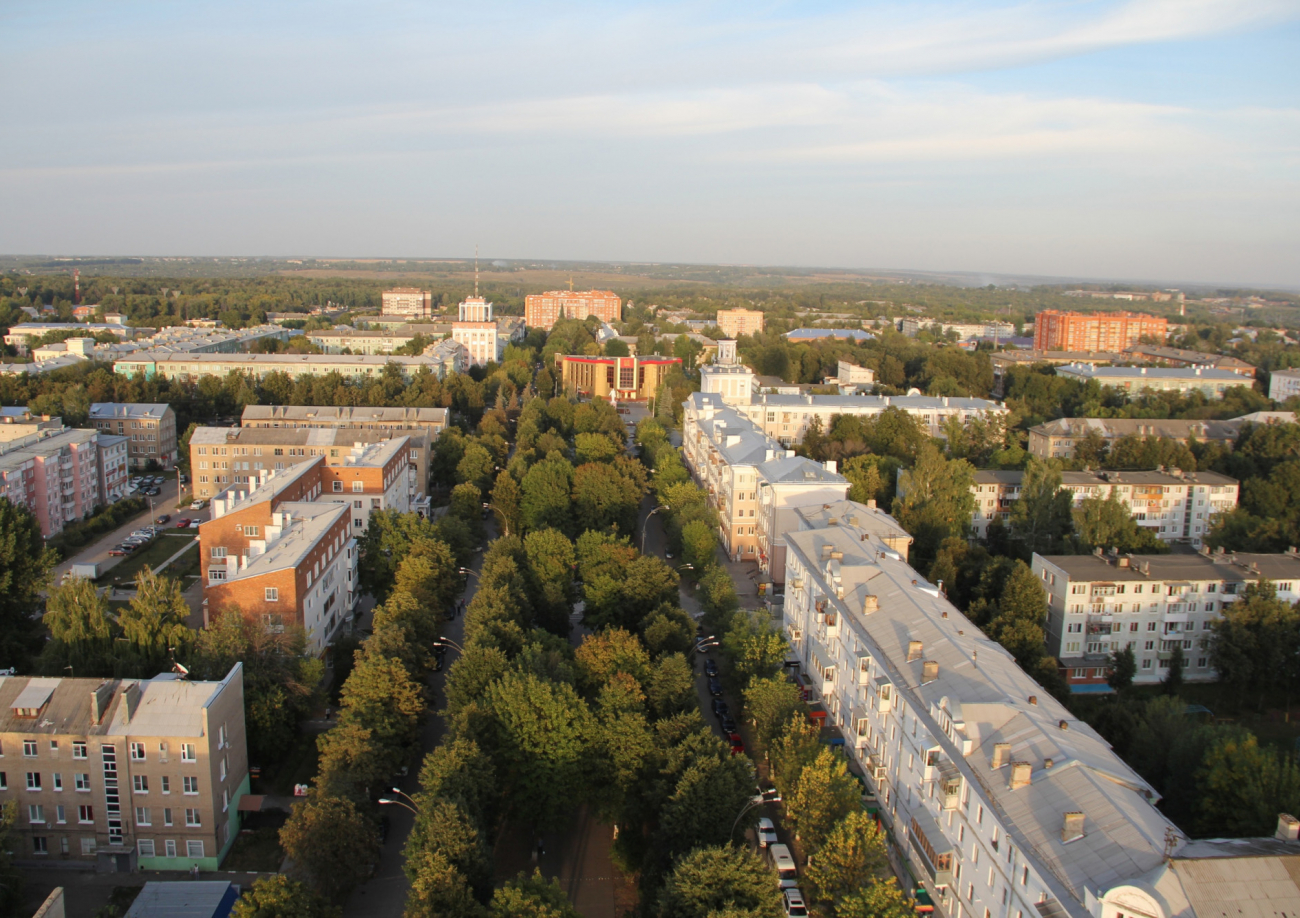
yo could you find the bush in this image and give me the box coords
[47,497,147,559]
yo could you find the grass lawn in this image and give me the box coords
[105,533,198,585]
[223,826,285,873]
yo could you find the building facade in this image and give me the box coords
[1053,364,1249,399]
[1027,418,1243,460]
[240,404,448,443]
[381,288,433,319]
[1270,369,1300,402]
[555,355,681,401]
[451,297,502,366]
[971,469,1238,546]
[96,434,130,504]
[837,360,876,388]
[1031,548,1300,691]
[524,290,622,330]
[114,352,458,382]
[715,308,765,338]
[1122,345,1255,377]
[89,404,177,471]
[1033,310,1167,351]
[0,666,248,872]
[0,428,102,537]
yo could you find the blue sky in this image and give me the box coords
[1,0,1297,287]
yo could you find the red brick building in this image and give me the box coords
[1033,310,1167,352]
[525,290,622,330]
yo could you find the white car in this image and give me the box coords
[189,519,200,528]
[757,817,778,848]
[783,889,808,918]
[191,500,205,510]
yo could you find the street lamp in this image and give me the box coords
[729,791,782,842]
[640,506,669,553]
[482,502,510,536]
[457,568,479,580]
[378,797,418,816]
[435,636,465,655]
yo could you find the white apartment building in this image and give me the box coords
[971,469,1238,547]
[96,434,130,504]
[451,296,504,367]
[1270,369,1300,403]
[1031,548,1300,692]
[114,351,462,382]
[901,318,1017,340]
[782,522,1196,918]
[758,497,912,587]
[680,400,849,563]
[836,360,876,388]
[1054,365,1249,400]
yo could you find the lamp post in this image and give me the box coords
[457,568,479,580]
[729,790,782,843]
[640,506,668,553]
[378,797,418,816]
[434,636,465,655]
[481,503,510,537]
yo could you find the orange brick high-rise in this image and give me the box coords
[1033,310,1167,351]
[525,290,622,330]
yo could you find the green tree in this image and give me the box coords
[984,561,1049,669]
[722,612,788,688]
[803,810,890,910]
[1207,580,1300,710]
[404,848,483,918]
[457,441,497,492]
[1164,644,1185,694]
[279,792,378,901]
[231,874,339,918]
[0,800,23,918]
[838,879,914,918]
[490,470,522,537]
[337,652,427,765]
[656,845,783,918]
[1008,458,1074,557]
[786,747,861,853]
[1108,645,1137,693]
[743,677,804,752]
[679,519,717,572]
[117,567,193,673]
[769,714,823,800]
[892,443,976,570]
[1198,732,1300,837]
[647,653,697,718]
[41,576,117,675]
[521,455,575,535]
[523,528,576,635]
[0,497,56,667]
[575,432,621,464]
[1073,492,1166,554]
[490,871,580,918]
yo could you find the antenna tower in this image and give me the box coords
[474,246,479,298]
[73,269,80,305]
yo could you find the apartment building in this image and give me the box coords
[1270,369,1300,402]
[96,434,130,504]
[306,329,433,355]
[0,428,101,537]
[1031,548,1300,691]
[901,318,1017,340]
[681,401,849,562]
[970,468,1238,546]
[113,351,460,382]
[1123,345,1255,377]
[715,308,765,338]
[200,450,410,649]
[0,408,63,441]
[0,665,248,872]
[189,425,429,505]
[524,290,622,330]
[241,404,447,455]
[836,360,876,388]
[781,522,1185,918]
[4,323,136,353]
[1027,417,1243,460]
[89,404,178,470]
[759,497,911,586]
[381,288,433,319]
[1053,364,1249,399]
[685,384,1008,448]
[451,296,503,366]
[1033,310,1167,351]
[556,354,682,401]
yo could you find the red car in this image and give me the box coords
[176,518,191,528]
[729,733,745,755]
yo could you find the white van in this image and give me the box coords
[768,843,798,889]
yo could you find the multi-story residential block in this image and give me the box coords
[0,408,63,442]
[784,328,873,343]
[0,428,101,537]
[971,469,1238,546]
[307,328,437,355]
[1122,345,1255,377]
[189,425,430,506]
[0,665,248,872]
[1054,364,1250,399]
[451,297,503,367]
[96,434,130,504]
[781,522,1190,918]
[113,352,461,382]
[200,448,412,649]
[555,355,682,401]
[381,288,433,319]
[1032,547,1300,691]
[88,404,178,470]
[836,360,875,388]
[901,318,1017,340]
[681,401,848,562]
[1269,369,1300,402]
[424,337,471,377]
[1033,310,1167,351]
[240,404,448,444]
[1027,417,1243,460]
[4,323,137,353]
[685,389,1008,448]
[524,290,622,330]
[715,308,765,338]
[759,497,910,586]
[699,362,757,404]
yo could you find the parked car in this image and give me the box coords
[757,817,778,848]
[128,530,154,541]
[768,844,799,890]
[711,698,729,718]
[783,888,808,917]
[708,677,723,696]
[721,716,738,734]
[155,514,171,525]
[108,544,136,556]
[190,499,206,510]
[143,487,160,496]
[729,733,745,755]
[176,518,191,528]
[704,659,719,677]
[188,519,200,528]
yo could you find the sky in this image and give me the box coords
[1,0,1297,287]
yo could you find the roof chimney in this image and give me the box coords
[824,460,837,474]
[1062,812,1086,843]
[822,544,833,559]
[1010,762,1032,790]
[863,594,879,615]
[1277,814,1300,841]
[992,742,1011,769]
[866,499,877,509]
[122,683,142,724]
[90,681,114,726]
[907,640,923,661]
[921,660,939,683]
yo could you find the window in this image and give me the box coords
[264,588,278,602]
[210,547,227,559]
[23,740,37,757]
[162,776,170,794]
[32,837,48,855]
[181,744,196,763]
[26,772,41,790]
[0,773,6,790]
[52,773,62,791]
[1197,657,1208,668]
[133,775,149,793]
[56,804,65,823]
[72,741,86,760]
[186,840,205,858]
[352,480,364,492]
[333,480,343,492]
[28,804,45,824]
[130,742,146,761]
[165,839,177,857]
[1148,622,1157,631]
[135,807,151,826]
[138,839,156,858]
[164,808,173,826]
[185,808,201,827]
[81,837,97,856]
[183,776,199,795]
[75,773,90,791]
[78,805,93,823]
